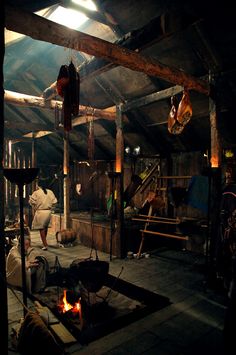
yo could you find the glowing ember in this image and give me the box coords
[60,289,81,314]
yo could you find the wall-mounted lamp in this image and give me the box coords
[133,146,141,156]
[125,146,141,156]
[125,146,131,154]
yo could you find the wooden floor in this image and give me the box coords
[7,230,228,354]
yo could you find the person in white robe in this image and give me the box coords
[29,179,57,250]
[6,235,48,294]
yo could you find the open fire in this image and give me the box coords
[58,289,81,315]
[31,275,170,345]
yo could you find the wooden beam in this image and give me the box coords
[77,12,202,82]
[4,90,116,122]
[140,229,189,241]
[0,0,8,352]
[5,6,210,95]
[122,85,183,112]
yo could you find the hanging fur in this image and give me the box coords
[56,62,80,131]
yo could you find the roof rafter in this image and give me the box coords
[5,5,210,95]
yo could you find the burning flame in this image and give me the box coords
[60,289,81,314]
[210,155,219,168]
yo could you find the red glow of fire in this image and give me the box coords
[60,289,81,314]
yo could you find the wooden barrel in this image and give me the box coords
[56,229,77,244]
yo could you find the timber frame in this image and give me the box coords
[5,5,210,95]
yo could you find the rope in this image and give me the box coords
[8,284,31,314]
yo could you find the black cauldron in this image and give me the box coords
[70,259,109,293]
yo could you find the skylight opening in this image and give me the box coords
[49,0,97,30]
[72,0,97,11]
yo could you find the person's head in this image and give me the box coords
[18,235,31,251]
[37,178,48,194]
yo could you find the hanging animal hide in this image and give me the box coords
[56,62,80,131]
[176,89,192,126]
[167,95,184,135]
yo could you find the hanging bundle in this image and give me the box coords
[167,89,192,135]
[167,95,184,135]
[56,61,80,131]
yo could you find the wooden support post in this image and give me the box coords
[208,74,222,277]
[137,205,153,258]
[63,131,70,229]
[0,3,9,354]
[31,134,37,192]
[209,95,222,168]
[208,167,222,277]
[115,104,125,258]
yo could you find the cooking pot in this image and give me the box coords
[70,259,109,293]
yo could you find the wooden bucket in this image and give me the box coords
[56,229,77,245]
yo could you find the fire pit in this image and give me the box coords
[31,275,170,345]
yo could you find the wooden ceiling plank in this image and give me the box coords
[92,0,123,37]
[5,5,210,95]
[78,11,202,82]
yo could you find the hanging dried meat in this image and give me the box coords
[56,61,80,131]
[56,65,69,97]
[167,95,184,135]
[176,89,192,126]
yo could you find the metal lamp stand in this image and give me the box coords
[4,168,39,316]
